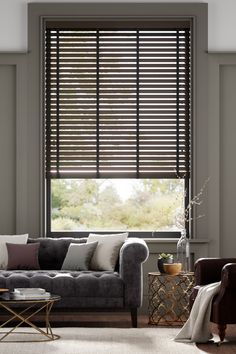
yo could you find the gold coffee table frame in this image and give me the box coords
[0,294,61,342]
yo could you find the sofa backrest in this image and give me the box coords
[28,237,87,270]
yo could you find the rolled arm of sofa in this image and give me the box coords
[194,258,236,286]
[119,238,149,308]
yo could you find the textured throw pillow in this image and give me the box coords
[87,233,128,271]
[6,242,40,270]
[0,234,28,269]
[61,241,98,271]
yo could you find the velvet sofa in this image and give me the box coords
[0,237,149,327]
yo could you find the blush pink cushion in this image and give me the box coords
[6,242,40,270]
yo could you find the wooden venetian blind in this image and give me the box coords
[45,24,191,179]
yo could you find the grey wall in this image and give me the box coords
[0,55,28,236]
[0,4,209,315]
[2,5,236,314]
[0,3,209,243]
[220,65,236,256]
[0,65,16,233]
[0,52,236,313]
[208,54,236,257]
[0,4,209,244]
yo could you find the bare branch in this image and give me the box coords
[175,176,210,229]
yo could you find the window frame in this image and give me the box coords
[44,22,191,238]
[27,3,208,238]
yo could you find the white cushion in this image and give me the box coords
[87,233,128,271]
[0,234,28,269]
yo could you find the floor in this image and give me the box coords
[48,313,236,353]
[2,312,236,352]
[197,324,236,354]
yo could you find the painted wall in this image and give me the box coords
[0,3,236,314]
[0,65,16,233]
[208,54,236,258]
[0,0,236,52]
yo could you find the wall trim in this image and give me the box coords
[0,54,27,234]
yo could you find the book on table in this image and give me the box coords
[12,288,51,299]
[14,288,46,295]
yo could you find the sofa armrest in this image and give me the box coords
[119,238,149,308]
[194,258,236,286]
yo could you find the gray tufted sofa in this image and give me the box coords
[0,237,149,327]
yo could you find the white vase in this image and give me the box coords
[177,229,190,272]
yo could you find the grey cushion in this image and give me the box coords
[28,237,87,270]
[61,242,98,271]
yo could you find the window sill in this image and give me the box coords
[144,238,210,244]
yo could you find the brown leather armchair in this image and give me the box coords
[189,258,236,342]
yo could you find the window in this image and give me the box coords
[51,178,185,233]
[45,20,191,237]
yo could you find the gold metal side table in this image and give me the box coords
[148,272,194,326]
[0,294,61,342]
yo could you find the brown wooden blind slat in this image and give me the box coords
[45,26,191,178]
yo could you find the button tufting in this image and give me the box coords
[0,269,124,298]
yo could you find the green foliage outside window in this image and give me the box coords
[51,179,184,232]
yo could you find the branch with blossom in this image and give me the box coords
[175,177,210,229]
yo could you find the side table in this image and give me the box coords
[148,272,194,326]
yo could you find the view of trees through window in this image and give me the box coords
[51,179,184,232]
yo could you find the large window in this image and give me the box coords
[45,20,191,237]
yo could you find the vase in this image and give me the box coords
[157,258,173,273]
[176,229,190,272]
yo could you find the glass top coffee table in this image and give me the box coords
[0,292,61,342]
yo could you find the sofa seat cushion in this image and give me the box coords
[0,270,124,298]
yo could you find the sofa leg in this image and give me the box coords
[130,308,137,328]
[218,324,227,342]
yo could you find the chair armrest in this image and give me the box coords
[221,263,236,289]
[209,263,236,323]
[119,238,149,308]
[194,258,236,286]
